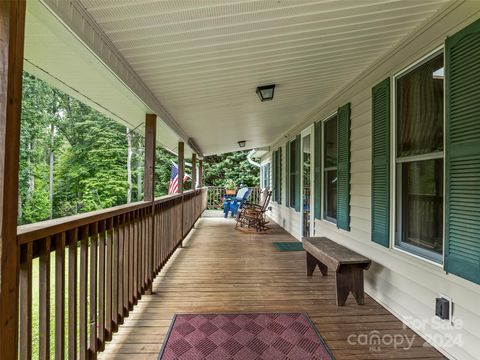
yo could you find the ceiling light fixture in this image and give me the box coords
[238,140,246,148]
[256,84,275,102]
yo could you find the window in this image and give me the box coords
[261,163,270,189]
[323,115,337,223]
[395,50,444,263]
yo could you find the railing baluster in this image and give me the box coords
[144,208,148,289]
[16,190,207,360]
[89,222,98,357]
[98,220,106,350]
[106,218,114,340]
[79,226,88,360]
[128,212,134,308]
[19,242,33,360]
[139,208,145,292]
[130,211,139,304]
[68,228,78,360]
[55,232,66,360]
[123,213,130,313]
[39,237,51,360]
[117,214,124,323]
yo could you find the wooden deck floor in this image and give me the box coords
[100,217,445,360]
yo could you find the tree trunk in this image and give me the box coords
[27,140,34,199]
[137,142,143,201]
[49,124,54,219]
[126,127,132,203]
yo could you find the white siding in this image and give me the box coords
[265,2,480,360]
[266,144,302,240]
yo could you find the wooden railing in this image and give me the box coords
[207,186,261,209]
[16,188,207,360]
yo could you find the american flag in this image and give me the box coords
[168,163,189,194]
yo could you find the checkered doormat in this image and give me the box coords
[158,313,335,360]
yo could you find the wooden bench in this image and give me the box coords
[303,237,371,306]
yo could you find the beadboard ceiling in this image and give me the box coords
[50,0,450,155]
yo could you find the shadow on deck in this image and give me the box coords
[100,217,445,360]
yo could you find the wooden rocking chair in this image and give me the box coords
[235,189,272,232]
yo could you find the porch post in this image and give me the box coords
[144,114,156,202]
[0,1,26,358]
[198,159,203,188]
[178,142,184,194]
[191,153,197,190]
[178,142,184,247]
[144,114,156,294]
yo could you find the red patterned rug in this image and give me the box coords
[158,313,335,360]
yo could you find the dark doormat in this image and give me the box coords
[272,242,305,251]
[158,313,335,360]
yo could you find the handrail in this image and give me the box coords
[17,201,151,245]
[17,188,207,244]
[16,187,208,360]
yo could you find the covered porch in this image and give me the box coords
[99,216,444,360]
[1,1,480,360]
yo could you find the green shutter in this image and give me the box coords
[295,134,301,212]
[445,19,480,284]
[337,103,351,231]
[290,140,295,208]
[278,147,282,205]
[314,121,322,220]
[272,150,277,202]
[286,142,290,206]
[371,78,391,247]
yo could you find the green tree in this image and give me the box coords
[203,151,259,187]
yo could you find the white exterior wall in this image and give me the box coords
[263,146,302,240]
[264,2,480,359]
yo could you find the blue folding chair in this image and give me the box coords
[223,187,252,218]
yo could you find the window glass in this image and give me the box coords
[396,159,443,259]
[395,50,444,262]
[396,53,444,158]
[324,117,337,167]
[323,116,337,222]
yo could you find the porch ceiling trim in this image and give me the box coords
[40,0,200,156]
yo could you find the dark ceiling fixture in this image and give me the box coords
[238,140,246,148]
[256,84,275,102]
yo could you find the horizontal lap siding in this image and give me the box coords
[314,77,480,360]
[314,84,480,358]
[266,146,302,240]
[269,3,480,359]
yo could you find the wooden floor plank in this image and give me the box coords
[99,217,445,360]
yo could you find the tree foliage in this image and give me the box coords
[19,73,142,224]
[19,73,259,225]
[203,151,259,187]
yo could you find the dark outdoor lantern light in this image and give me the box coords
[238,140,246,148]
[256,84,275,102]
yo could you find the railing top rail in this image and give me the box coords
[17,200,152,245]
[17,188,208,245]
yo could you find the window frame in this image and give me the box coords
[261,162,271,189]
[391,46,445,266]
[322,113,338,225]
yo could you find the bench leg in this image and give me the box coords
[306,252,328,276]
[335,264,365,306]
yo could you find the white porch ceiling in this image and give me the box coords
[74,0,447,155]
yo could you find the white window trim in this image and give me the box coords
[300,125,315,237]
[390,45,445,267]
